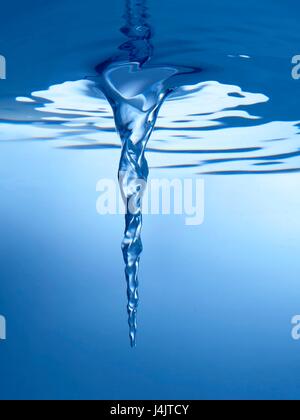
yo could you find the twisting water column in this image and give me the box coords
[116,1,151,348]
[95,0,202,346]
[96,0,172,347]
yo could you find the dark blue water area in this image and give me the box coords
[0,0,300,400]
[0,0,299,121]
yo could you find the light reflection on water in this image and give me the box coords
[2,78,299,174]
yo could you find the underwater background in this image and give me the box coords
[0,0,300,400]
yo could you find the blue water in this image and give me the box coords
[1,0,300,400]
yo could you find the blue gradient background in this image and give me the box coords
[1,0,300,400]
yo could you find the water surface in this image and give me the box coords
[0,0,300,400]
